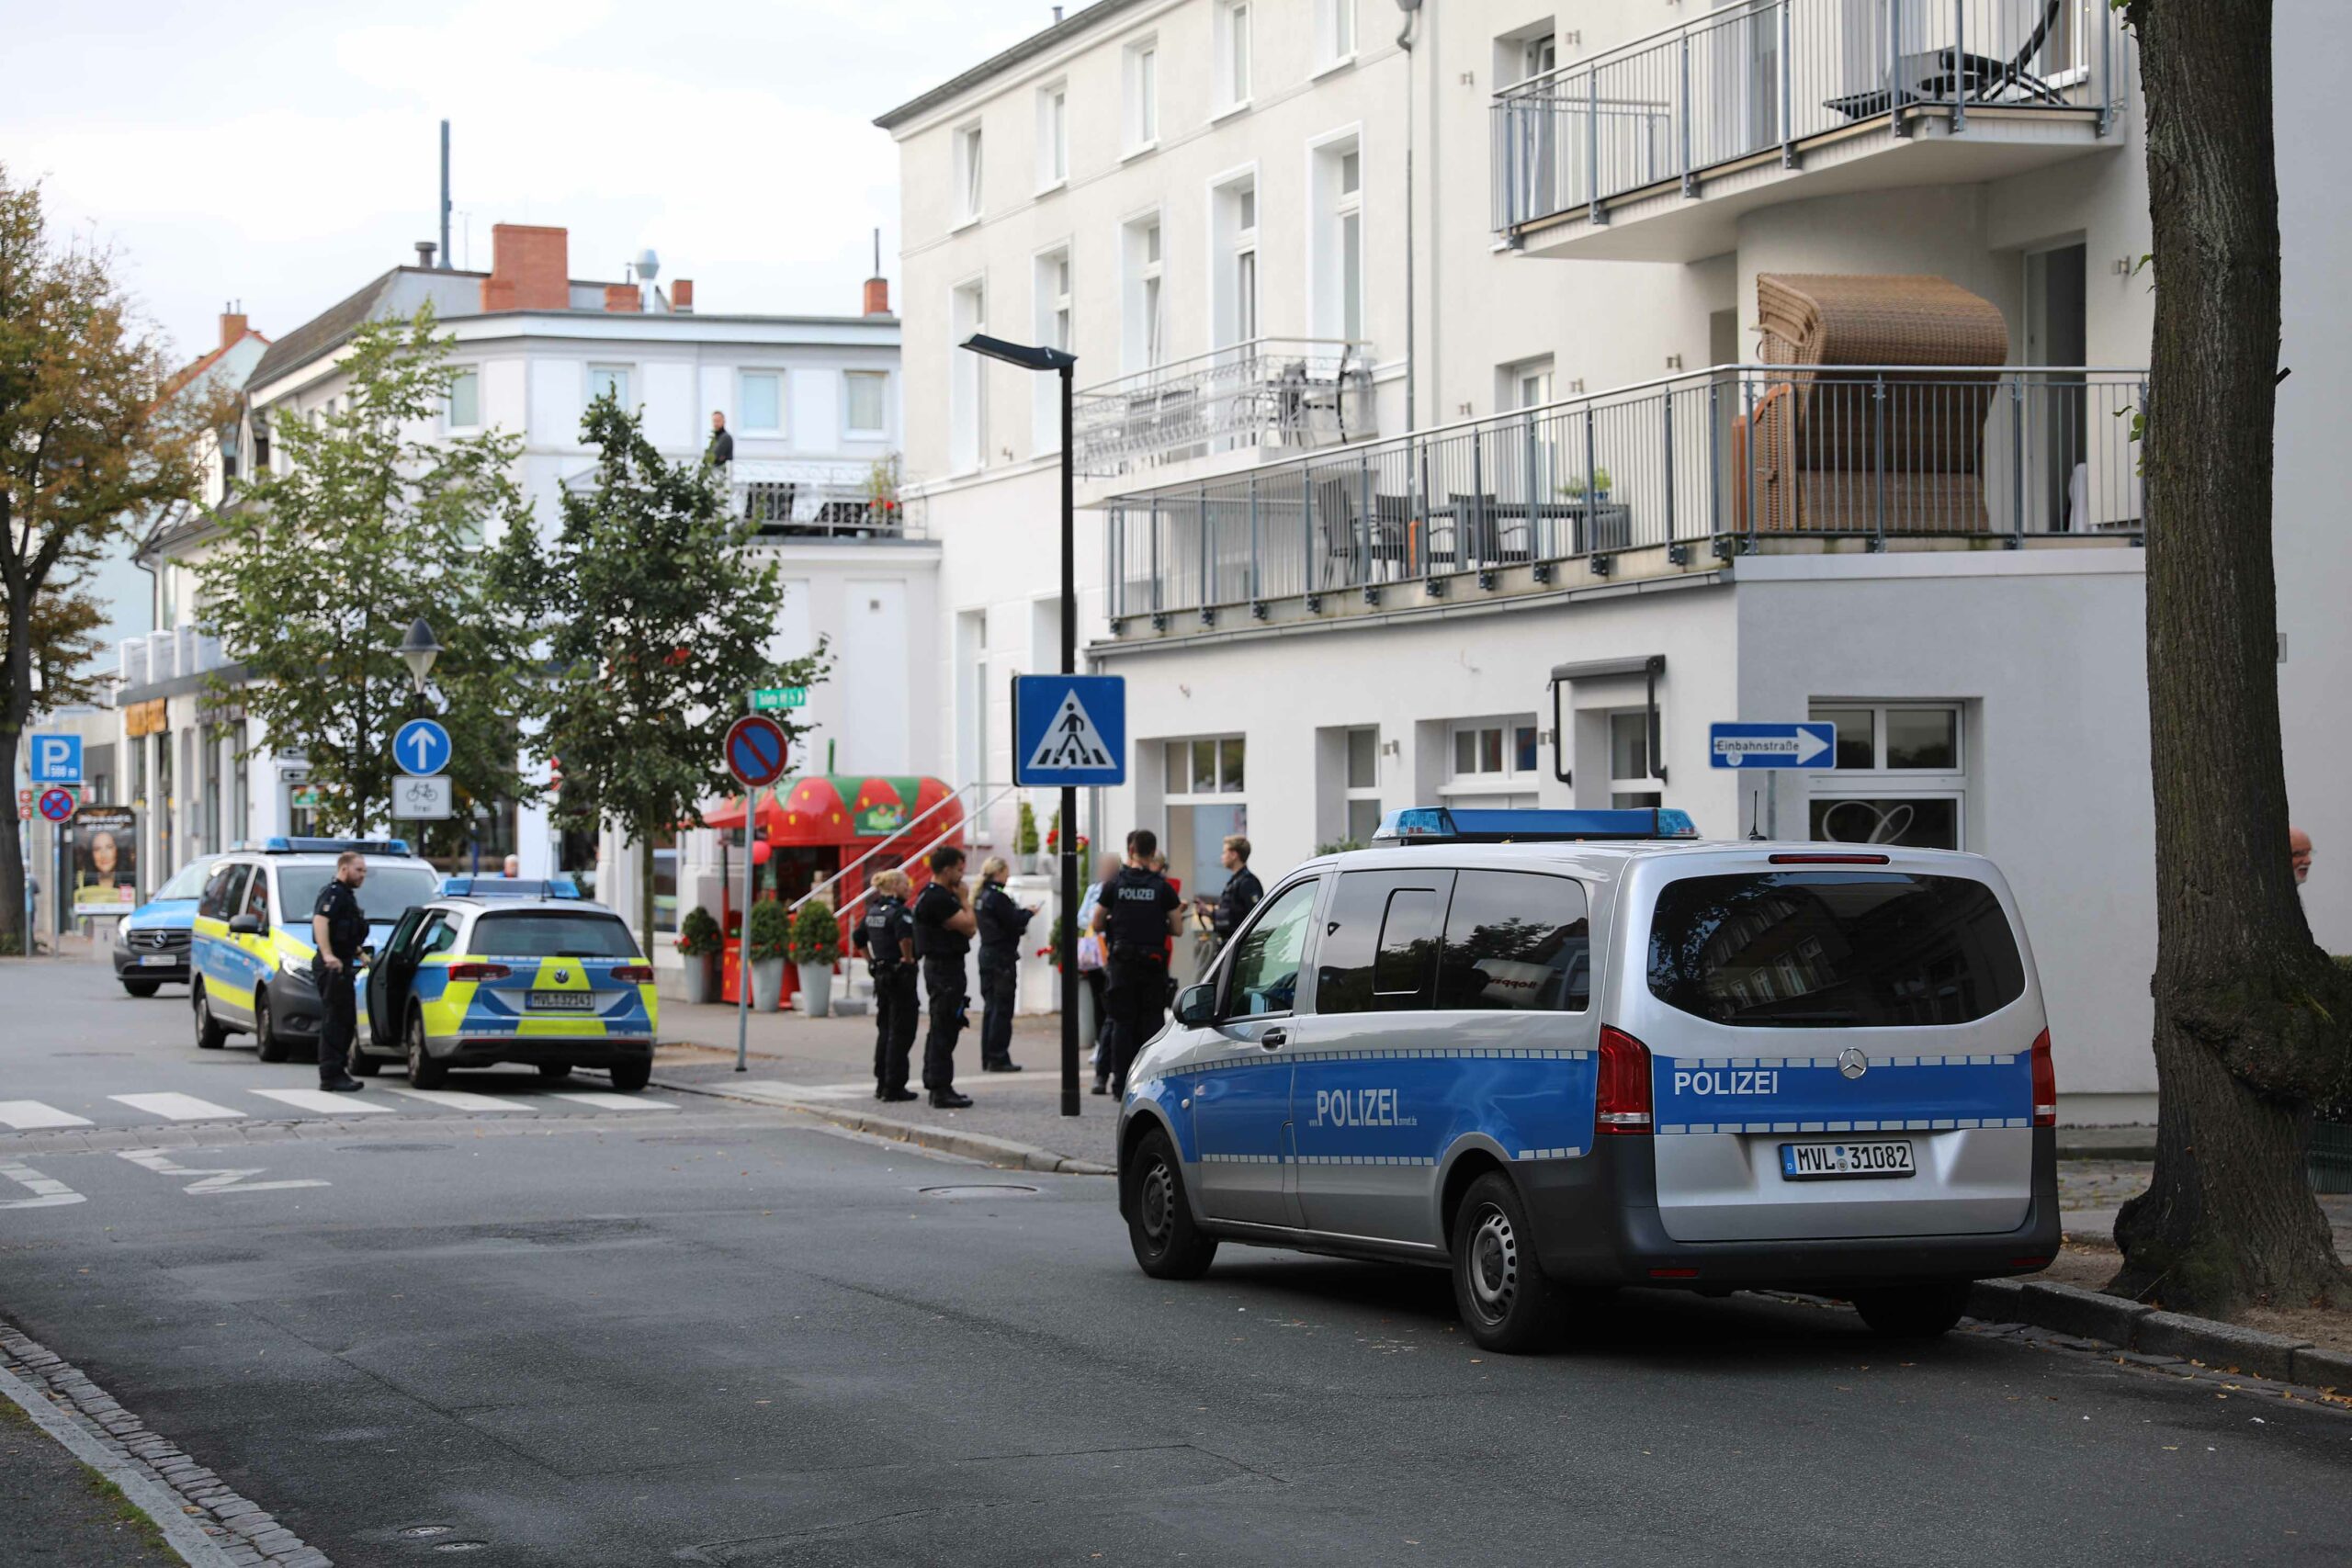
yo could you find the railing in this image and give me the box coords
[1073,337,1375,477]
[725,459,916,540]
[1492,0,2121,234]
[1105,364,2145,622]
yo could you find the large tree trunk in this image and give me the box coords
[2110,0,2351,1314]
[0,725,23,954]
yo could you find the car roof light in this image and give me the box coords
[1371,807,1700,845]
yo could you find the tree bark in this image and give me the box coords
[2110,0,2352,1314]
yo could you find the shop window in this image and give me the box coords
[1806,702,1966,851]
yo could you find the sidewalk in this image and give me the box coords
[0,1400,177,1567]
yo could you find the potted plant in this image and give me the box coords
[787,897,840,1016]
[673,906,722,1005]
[1016,802,1042,875]
[746,898,791,1012]
[1044,809,1086,868]
[1559,466,1613,502]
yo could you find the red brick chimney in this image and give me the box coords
[481,224,570,311]
[602,283,642,313]
[672,279,695,312]
[863,276,891,316]
[220,309,248,350]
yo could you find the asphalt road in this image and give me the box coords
[5,958,2350,1566]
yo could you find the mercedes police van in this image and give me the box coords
[1115,807,2059,1353]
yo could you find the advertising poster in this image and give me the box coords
[73,806,138,912]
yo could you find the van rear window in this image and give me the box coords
[1647,871,2023,1028]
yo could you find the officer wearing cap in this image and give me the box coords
[310,851,370,1093]
[854,868,919,1102]
[1089,829,1186,1098]
[910,846,978,1109]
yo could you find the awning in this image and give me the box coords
[700,774,963,849]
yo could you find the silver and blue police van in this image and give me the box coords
[1115,807,2060,1353]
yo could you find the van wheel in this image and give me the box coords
[606,1059,650,1093]
[406,1010,449,1089]
[1852,1282,1971,1340]
[254,992,291,1063]
[123,980,161,998]
[192,985,228,1050]
[1451,1172,1558,1354]
[1125,1127,1217,1280]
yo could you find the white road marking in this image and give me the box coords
[379,1086,540,1114]
[115,1148,328,1195]
[0,1161,85,1209]
[249,1089,396,1116]
[110,1092,246,1122]
[0,1100,93,1130]
[727,1079,876,1101]
[548,1092,677,1112]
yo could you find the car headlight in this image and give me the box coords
[115,923,131,948]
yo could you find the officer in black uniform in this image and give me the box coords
[1207,834,1263,954]
[1089,829,1185,1098]
[974,856,1036,1073]
[910,846,978,1109]
[853,868,920,1102]
[309,850,370,1092]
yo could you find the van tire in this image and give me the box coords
[1852,1281,1971,1339]
[1125,1126,1217,1280]
[1451,1172,1558,1354]
[607,1059,650,1092]
[406,1010,450,1089]
[192,984,228,1050]
[123,980,161,998]
[254,992,291,1063]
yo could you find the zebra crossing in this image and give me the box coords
[0,1084,681,1131]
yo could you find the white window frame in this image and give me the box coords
[1208,169,1259,352]
[1036,82,1069,192]
[842,371,888,439]
[1317,0,1358,73]
[949,277,988,473]
[1125,38,1159,154]
[445,366,481,431]
[587,364,633,410]
[1308,128,1366,345]
[1124,211,1168,373]
[1165,736,1249,800]
[1442,716,1543,797]
[1343,726,1382,845]
[1216,1,1253,115]
[953,120,985,226]
[1805,702,1968,851]
[1034,243,1073,452]
[737,369,785,434]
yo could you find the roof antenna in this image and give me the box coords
[872,227,881,277]
[438,119,452,269]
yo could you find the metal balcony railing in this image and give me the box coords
[1074,337,1375,477]
[724,460,916,540]
[1105,364,2146,622]
[1491,0,2122,235]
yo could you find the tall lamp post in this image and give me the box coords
[957,333,1081,1117]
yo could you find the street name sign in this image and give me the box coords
[37,787,75,822]
[751,687,808,711]
[28,734,82,784]
[1709,721,1837,770]
[392,717,453,777]
[724,714,791,788]
[1013,675,1126,787]
[392,774,453,820]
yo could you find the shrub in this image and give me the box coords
[1017,802,1041,855]
[674,906,722,958]
[746,898,792,962]
[786,897,841,965]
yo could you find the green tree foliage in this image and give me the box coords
[195,308,537,838]
[494,393,826,957]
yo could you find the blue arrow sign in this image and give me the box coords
[27,733,82,784]
[1709,721,1838,770]
[1013,674,1126,787]
[392,717,453,777]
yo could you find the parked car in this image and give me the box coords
[111,858,221,997]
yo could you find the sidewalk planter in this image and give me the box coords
[786,898,842,1020]
[796,964,834,1017]
[2311,1121,2352,1194]
[746,899,793,1013]
[679,959,716,1006]
[673,907,723,1005]
[750,957,786,1012]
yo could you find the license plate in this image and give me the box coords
[527,990,595,1011]
[1779,1140,1915,1180]
[139,953,179,967]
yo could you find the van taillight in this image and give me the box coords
[2030,1029,2056,1128]
[1596,1027,1653,1135]
[448,963,511,981]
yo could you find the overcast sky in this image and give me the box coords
[6,0,1040,366]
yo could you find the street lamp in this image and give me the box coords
[397,618,443,696]
[958,333,1082,1117]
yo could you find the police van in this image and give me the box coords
[1115,807,2059,1353]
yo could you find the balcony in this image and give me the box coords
[1491,0,2125,263]
[1074,338,1375,479]
[724,460,918,541]
[1102,363,2144,633]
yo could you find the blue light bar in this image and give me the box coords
[1371,807,1698,845]
[261,836,413,856]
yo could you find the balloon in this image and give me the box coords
[752,840,773,866]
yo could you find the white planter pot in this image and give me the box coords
[749,956,786,1012]
[796,962,834,1017]
[679,958,715,1006]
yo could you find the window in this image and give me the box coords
[589,366,631,408]
[1610,711,1661,808]
[1647,872,2025,1029]
[473,909,643,959]
[1125,38,1160,151]
[950,279,987,471]
[1436,871,1591,1012]
[1316,869,1453,1015]
[447,367,481,429]
[422,913,463,956]
[1344,727,1381,845]
[954,122,984,222]
[1220,877,1318,1018]
[739,372,782,433]
[1035,248,1072,450]
[1340,152,1363,342]
[1212,177,1259,350]
[243,861,270,924]
[1037,84,1069,189]
[1319,0,1356,65]
[1806,703,1965,851]
[1233,184,1257,344]
[198,863,243,920]
[1446,718,1541,797]
[844,371,888,436]
[1314,136,1365,344]
[1162,736,1247,898]
[253,414,270,473]
[1124,216,1167,372]
[1217,2,1252,110]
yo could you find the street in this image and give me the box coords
[0,959,2346,1564]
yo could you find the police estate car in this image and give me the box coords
[353,896,657,1090]
[1115,807,2059,1353]
[188,838,443,1060]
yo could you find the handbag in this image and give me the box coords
[1077,933,1106,973]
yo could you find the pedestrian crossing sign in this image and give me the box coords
[1013,674,1126,787]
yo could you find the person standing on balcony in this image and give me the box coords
[973,856,1036,1073]
[706,410,733,467]
[911,847,978,1109]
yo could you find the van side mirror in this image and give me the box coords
[1173,984,1216,1028]
[227,912,263,936]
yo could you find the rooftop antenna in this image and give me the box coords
[872,228,881,277]
[438,119,452,269]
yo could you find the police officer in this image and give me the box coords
[1205,834,1263,954]
[309,850,370,1092]
[1089,829,1185,1098]
[854,869,920,1102]
[910,846,978,1109]
[974,856,1037,1073]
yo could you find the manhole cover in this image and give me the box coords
[335,1144,456,1155]
[397,1524,454,1539]
[918,1184,1039,1200]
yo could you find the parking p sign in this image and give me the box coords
[28,733,83,784]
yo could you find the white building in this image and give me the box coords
[122,225,921,979]
[879,0,2352,1123]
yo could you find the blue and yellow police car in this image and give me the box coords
[1116,807,2060,1353]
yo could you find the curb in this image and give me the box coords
[1967,1277,2352,1391]
[650,1077,1117,1177]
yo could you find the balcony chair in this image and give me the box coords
[1826,0,2072,120]
[1313,476,1407,588]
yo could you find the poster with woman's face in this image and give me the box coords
[73,807,138,910]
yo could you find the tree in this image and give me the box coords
[0,167,219,951]
[2109,0,2352,1315]
[494,394,825,958]
[196,308,537,838]
[0,580,107,710]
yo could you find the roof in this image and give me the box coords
[874,0,1151,130]
[246,266,457,391]
[159,329,272,404]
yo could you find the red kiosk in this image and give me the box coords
[702,775,966,1007]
